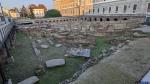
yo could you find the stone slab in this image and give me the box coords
[17,76,39,84]
[36,40,42,44]
[8,79,12,84]
[40,44,49,49]
[46,59,65,68]
[69,48,91,57]
[55,44,62,48]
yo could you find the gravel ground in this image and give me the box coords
[71,38,150,84]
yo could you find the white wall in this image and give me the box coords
[88,0,150,15]
[33,9,45,18]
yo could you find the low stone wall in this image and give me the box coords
[16,18,143,38]
[16,15,145,25]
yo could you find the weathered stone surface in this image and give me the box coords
[36,40,42,44]
[48,39,54,45]
[55,44,62,48]
[133,32,147,38]
[34,48,40,56]
[46,59,65,68]
[133,25,150,33]
[17,76,39,84]
[60,38,130,84]
[40,44,49,49]
[32,42,40,56]
[70,38,150,84]
[8,79,12,84]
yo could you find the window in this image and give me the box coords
[100,18,103,21]
[133,4,137,13]
[89,18,92,21]
[124,5,127,13]
[148,3,150,12]
[103,8,105,14]
[109,7,111,13]
[94,18,97,21]
[93,9,95,14]
[114,18,118,21]
[97,8,99,13]
[82,10,84,15]
[123,18,127,20]
[106,18,110,21]
[115,6,118,13]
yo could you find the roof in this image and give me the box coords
[29,4,47,10]
[9,8,19,13]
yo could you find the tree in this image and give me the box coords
[28,10,35,19]
[20,5,28,18]
[4,12,8,16]
[44,9,62,18]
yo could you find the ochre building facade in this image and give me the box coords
[54,0,93,16]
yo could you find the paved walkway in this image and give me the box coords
[133,25,150,33]
[71,38,150,84]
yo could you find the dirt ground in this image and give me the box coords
[71,38,150,84]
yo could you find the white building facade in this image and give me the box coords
[33,9,45,18]
[86,0,150,16]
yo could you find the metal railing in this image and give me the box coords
[0,22,14,46]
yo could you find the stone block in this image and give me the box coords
[40,44,49,49]
[46,59,65,68]
[8,79,12,84]
[55,44,62,48]
[17,76,39,84]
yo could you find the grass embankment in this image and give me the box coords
[91,37,111,57]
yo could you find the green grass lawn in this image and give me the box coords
[5,32,110,84]
[5,32,39,83]
[91,37,111,57]
[5,32,86,84]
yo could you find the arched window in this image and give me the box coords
[94,18,97,21]
[106,18,110,21]
[100,18,103,21]
[89,18,92,21]
[123,18,127,20]
[114,18,118,21]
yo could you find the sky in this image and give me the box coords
[0,0,53,9]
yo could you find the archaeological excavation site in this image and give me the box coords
[1,0,150,84]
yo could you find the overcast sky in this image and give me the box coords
[0,0,53,9]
